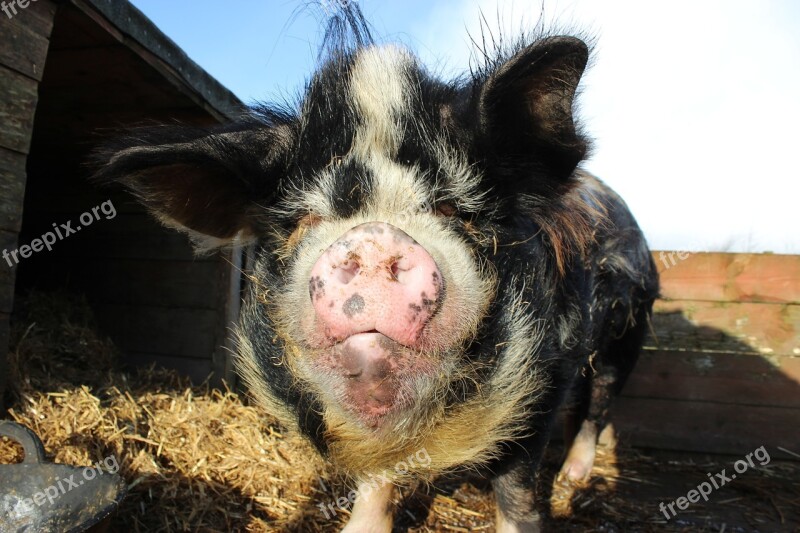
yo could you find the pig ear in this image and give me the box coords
[480,36,589,190]
[93,123,292,251]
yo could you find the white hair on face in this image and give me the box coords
[349,45,412,160]
[351,45,487,213]
[320,283,548,480]
[431,141,487,214]
[234,44,551,481]
[276,44,488,222]
[271,45,497,381]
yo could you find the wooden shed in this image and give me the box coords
[1,0,246,407]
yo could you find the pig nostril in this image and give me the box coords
[390,257,412,283]
[336,259,360,284]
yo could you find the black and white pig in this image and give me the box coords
[94,8,658,532]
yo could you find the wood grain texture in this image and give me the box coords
[212,246,242,387]
[0,65,39,153]
[4,0,58,39]
[653,252,800,305]
[648,300,799,356]
[0,229,17,314]
[0,312,8,410]
[612,396,800,459]
[631,253,800,456]
[625,350,800,409]
[0,13,51,81]
[0,146,27,232]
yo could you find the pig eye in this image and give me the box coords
[435,203,457,217]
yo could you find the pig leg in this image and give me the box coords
[559,309,650,482]
[340,481,394,533]
[493,460,542,533]
[559,372,610,483]
[492,425,554,533]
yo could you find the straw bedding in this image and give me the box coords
[2,291,798,532]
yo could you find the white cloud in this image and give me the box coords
[415,0,800,253]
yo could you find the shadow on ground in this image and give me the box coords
[2,295,798,532]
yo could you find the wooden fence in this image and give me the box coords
[612,252,799,459]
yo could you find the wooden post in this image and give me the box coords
[0,0,58,410]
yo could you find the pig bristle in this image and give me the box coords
[319,283,548,480]
[258,284,539,484]
[92,3,659,527]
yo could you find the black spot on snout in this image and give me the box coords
[309,276,325,300]
[342,293,365,318]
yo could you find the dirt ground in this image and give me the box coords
[2,292,798,532]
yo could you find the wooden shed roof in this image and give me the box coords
[71,0,244,121]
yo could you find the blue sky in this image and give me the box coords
[130,0,799,253]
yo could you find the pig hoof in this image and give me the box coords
[340,516,392,533]
[558,457,594,483]
[558,441,596,483]
[341,481,395,533]
[558,419,599,483]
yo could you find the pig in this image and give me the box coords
[93,7,658,532]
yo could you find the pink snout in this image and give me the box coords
[309,222,443,348]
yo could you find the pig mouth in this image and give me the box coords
[321,330,435,426]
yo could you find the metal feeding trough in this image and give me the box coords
[0,421,127,532]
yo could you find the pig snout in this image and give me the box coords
[336,332,400,413]
[309,222,443,347]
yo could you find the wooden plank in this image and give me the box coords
[0,280,12,315]
[653,252,800,305]
[0,229,18,313]
[0,312,9,410]
[649,300,799,356]
[0,146,27,232]
[0,13,51,81]
[625,350,800,408]
[612,397,800,459]
[123,352,213,384]
[781,357,800,385]
[70,0,242,121]
[5,0,58,39]
[0,65,39,153]
[94,304,220,359]
[212,246,242,387]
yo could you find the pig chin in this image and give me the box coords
[315,332,436,427]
